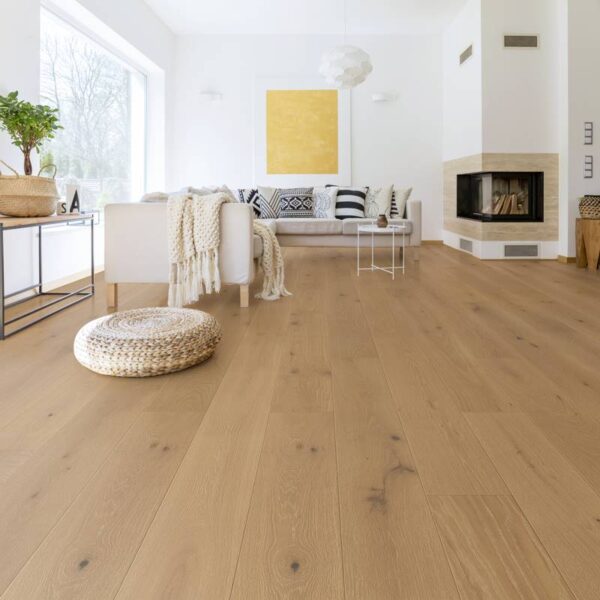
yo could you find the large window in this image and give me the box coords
[40,8,146,212]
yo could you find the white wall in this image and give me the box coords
[169,34,444,240]
[0,0,175,294]
[481,0,561,154]
[442,0,482,161]
[559,0,600,256]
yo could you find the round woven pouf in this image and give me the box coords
[74,307,221,377]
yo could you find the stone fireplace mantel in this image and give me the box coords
[443,153,558,246]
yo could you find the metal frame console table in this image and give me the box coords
[0,213,94,339]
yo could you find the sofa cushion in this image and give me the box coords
[257,186,281,219]
[365,186,393,218]
[256,218,277,235]
[237,188,261,217]
[253,234,263,258]
[279,187,314,218]
[313,186,337,219]
[341,218,413,235]
[333,187,367,219]
[276,218,342,235]
[390,187,412,217]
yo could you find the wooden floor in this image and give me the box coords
[1,245,600,599]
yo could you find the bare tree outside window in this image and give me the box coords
[40,10,146,213]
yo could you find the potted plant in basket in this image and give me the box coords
[0,91,62,217]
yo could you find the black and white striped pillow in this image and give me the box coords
[331,187,367,220]
[390,187,412,218]
[237,188,261,217]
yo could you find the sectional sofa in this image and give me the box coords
[104,191,422,308]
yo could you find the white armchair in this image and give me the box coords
[104,202,256,308]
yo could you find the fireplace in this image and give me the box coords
[457,172,544,222]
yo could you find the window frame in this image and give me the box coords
[40,3,149,198]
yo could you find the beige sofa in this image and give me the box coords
[104,199,422,308]
[262,199,421,248]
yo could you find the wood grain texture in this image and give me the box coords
[576,218,600,271]
[230,413,343,599]
[113,278,295,600]
[467,412,600,600]
[429,495,574,600]
[331,356,459,600]
[1,247,600,599]
[2,411,203,600]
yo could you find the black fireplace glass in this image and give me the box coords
[457,172,544,222]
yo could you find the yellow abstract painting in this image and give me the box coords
[266,89,338,175]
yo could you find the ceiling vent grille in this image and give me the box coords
[460,45,473,65]
[459,238,473,253]
[504,244,539,258]
[504,35,538,48]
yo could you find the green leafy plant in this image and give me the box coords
[0,91,62,176]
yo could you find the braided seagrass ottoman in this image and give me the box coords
[74,307,221,377]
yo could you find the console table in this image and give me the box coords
[576,218,600,272]
[0,214,94,339]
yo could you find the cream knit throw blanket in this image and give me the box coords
[168,192,229,307]
[253,221,292,301]
[168,193,291,306]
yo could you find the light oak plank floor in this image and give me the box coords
[0,246,599,599]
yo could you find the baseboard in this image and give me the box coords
[557,255,576,264]
[45,265,105,291]
[422,240,443,245]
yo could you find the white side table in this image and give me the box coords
[356,224,408,280]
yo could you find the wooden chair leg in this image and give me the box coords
[107,283,118,309]
[412,246,420,262]
[240,284,249,308]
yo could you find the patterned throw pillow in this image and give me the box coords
[365,185,393,218]
[257,186,281,219]
[313,186,337,219]
[279,187,314,218]
[333,187,367,220]
[237,188,261,217]
[390,187,413,218]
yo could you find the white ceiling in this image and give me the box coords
[143,0,468,36]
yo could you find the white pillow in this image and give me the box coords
[365,185,393,218]
[391,187,413,218]
[180,185,237,201]
[140,191,169,203]
[313,186,337,219]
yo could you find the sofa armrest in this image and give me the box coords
[104,201,255,285]
[406,200,422,246]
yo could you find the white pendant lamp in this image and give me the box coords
[319,0,372,88]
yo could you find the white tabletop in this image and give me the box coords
[357,224,409,233]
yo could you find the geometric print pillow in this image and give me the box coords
[257,186,281,219]
[237,188,261,217]
[390,187,412,218]
[279,187,314,218]
[313,186,337,218]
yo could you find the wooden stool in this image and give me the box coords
[576,219,600,272]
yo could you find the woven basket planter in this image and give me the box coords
[0,161,59,217]
[74,307,222,377]
[579,196,600,219]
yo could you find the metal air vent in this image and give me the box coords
[460,45,473,65]
[459,238,474,253]
[504,244,539,258]
[504,35,538,48]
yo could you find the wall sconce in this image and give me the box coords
[371,93,398,103]
[199,92,223,103]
